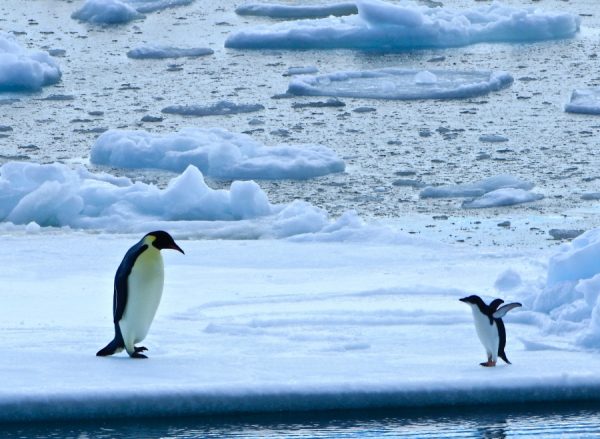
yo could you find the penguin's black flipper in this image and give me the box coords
[493,302,522,319]
[496,319,511,364]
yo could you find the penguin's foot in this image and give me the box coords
[131,352,148,359]
[479,360,496,367]
[134,346,148,353]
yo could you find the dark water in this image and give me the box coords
[2,403,600,438]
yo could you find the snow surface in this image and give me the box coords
[127,45,213,59]
[1,230,600,422]
[236,2,358,19]
[565,89,600,115]
[90,127,345,179]
[225,0,580,50]
[0,34,61,91]
[287,68,513,100]
[71,0,142,25]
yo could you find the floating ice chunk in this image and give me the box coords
[284,66,319,76]
[420,175,533,199]
[90,128,345,179]
[479,134,509,143]
[162,100,265,116]
[414,70,436,85]
[565,89,600,115]
[71,0,142,24]
[288,68,513,100]
[127,45,213,59]
[0,34,61,91]
[127,0,194,13]
[225,0,580,50]
[236,2,358,19]
[461,188,544,209]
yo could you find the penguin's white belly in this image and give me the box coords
[120,249,164,345]
[472,309,499,356]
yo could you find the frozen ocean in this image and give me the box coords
[3,0,600,436]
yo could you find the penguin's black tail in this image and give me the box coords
[96,324,125,356]
[499,351,511,364]
[96,338,122,356]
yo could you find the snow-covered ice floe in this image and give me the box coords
[72,0,193,24]
[420,175,543,209]
[127,45,213,59]
[162,100,265,116]
[0,34,61,91]
[2,228,600,422]
[225,0,580,50]
[0,161,358,238]
[236,2,358,19]
[71,0,142,24]
[565,89,600,115]
[90,127,345,179]
[288,68,513,100]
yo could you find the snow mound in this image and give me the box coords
[288,68,513,100]
[225,0,580,50]
[236,2,358,19]
[0,161,360,238]
[462,188,544,209]
[162,100,265,117]
[565,89,600,115]
[90,127,345,179]
[127,45,213,59]
[0,34,61,91]
[533,228,600,349]
[71,0,142,24]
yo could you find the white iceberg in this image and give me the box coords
[71,0,142,24]
[420,175,533,199]
[565,89,600,115]
[461,188,544,209]
[236,2,358,19]
[90,127,345,179]
[225,0,580,50]
[0,34,61,91]
[72,0,193,24]
[127,45,213,59]
[161,100,265,116]
[288,68,513,100]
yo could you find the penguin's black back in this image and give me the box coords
[113,239,148,323]
[495,318,511,364]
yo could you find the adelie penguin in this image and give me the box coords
[460,295,522,367]
[97,231,184,359]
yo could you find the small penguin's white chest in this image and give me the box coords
[120,248,164,345]
[471,308,499,356]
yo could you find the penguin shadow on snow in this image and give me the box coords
[460,295,522,368]
[96,231,184,360]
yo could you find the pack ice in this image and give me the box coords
[90,127,345,179]
[236,2,358,19]
[565,89,600,115]
[287,68,513,100]
[72,0,194,24]
[0,34,61,91]
[127,45,213,59]
[225,0,580,50]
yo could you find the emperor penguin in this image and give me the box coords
[96,231,184,359]
[459,295,521,367]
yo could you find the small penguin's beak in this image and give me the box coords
[459,297,468,303]
[169,243,185,254]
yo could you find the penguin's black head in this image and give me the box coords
[146,231,184,254]
[459,295,484,306]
